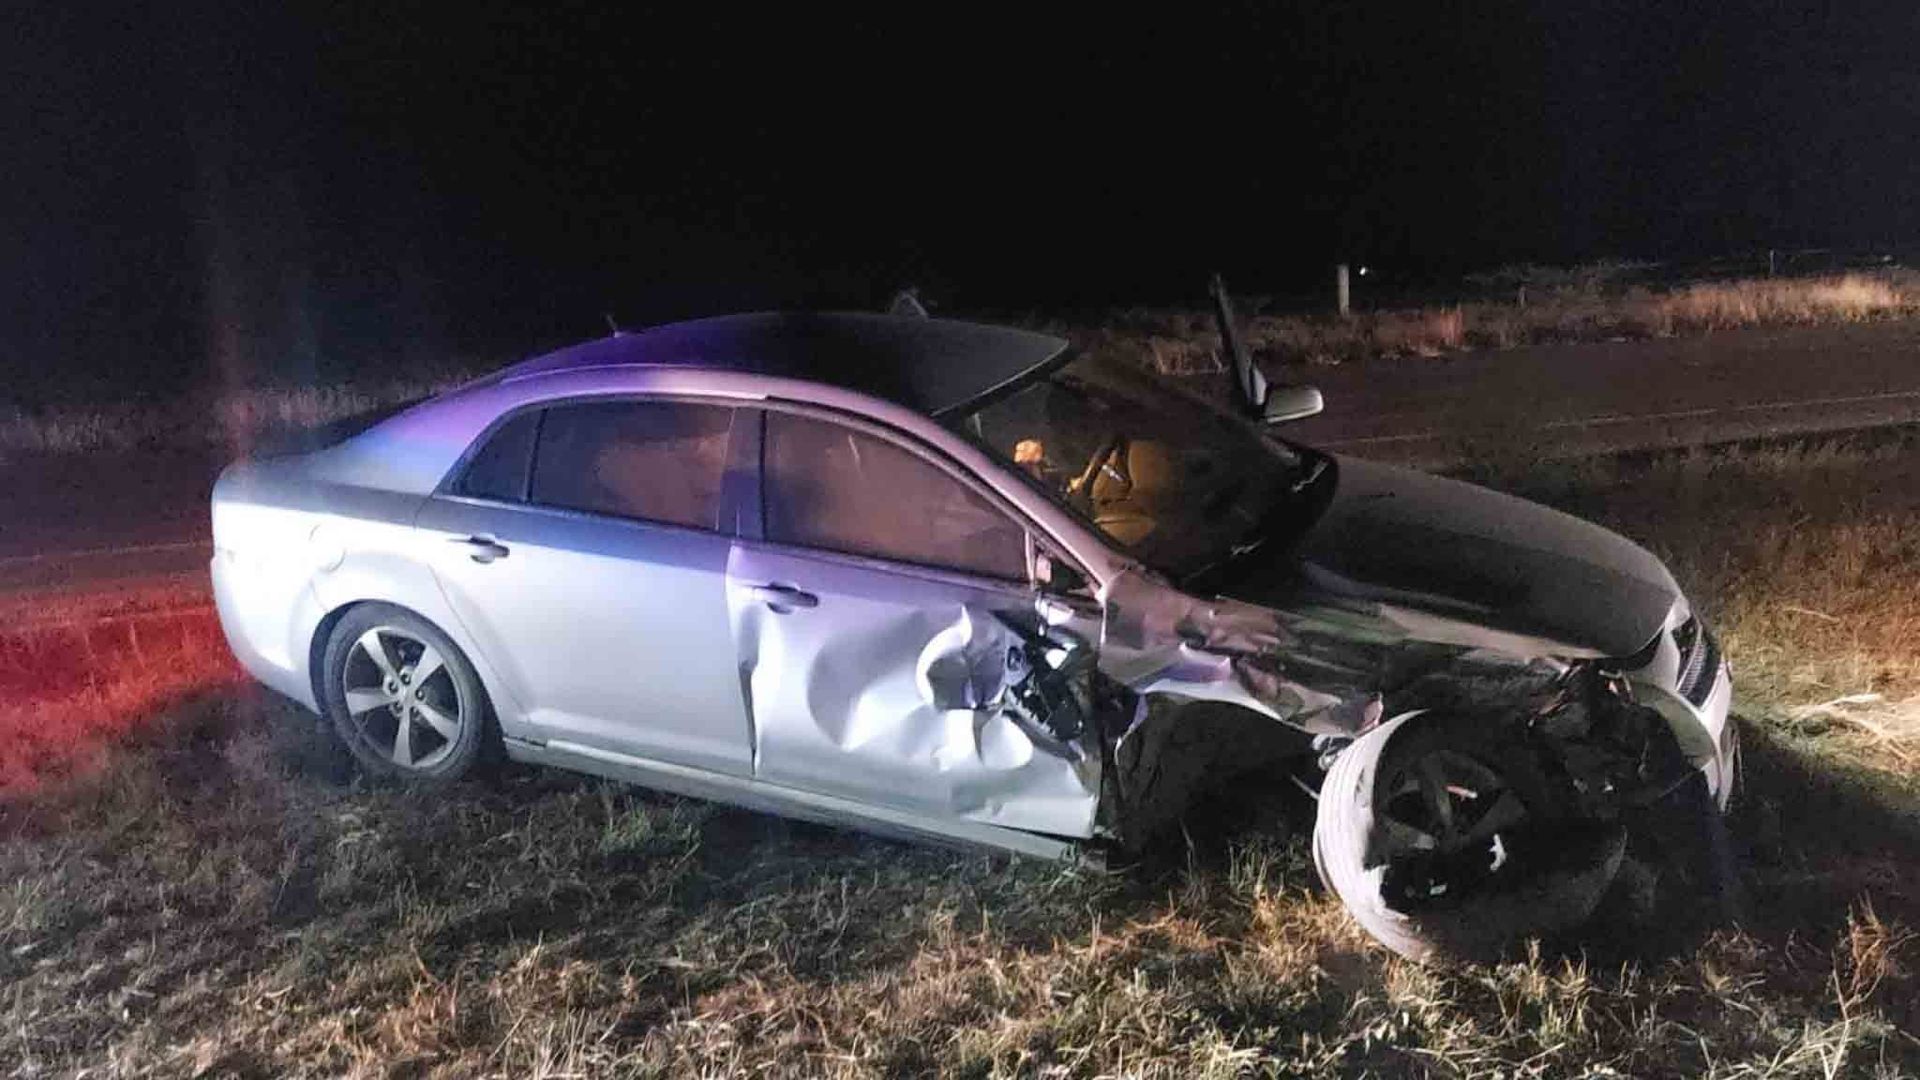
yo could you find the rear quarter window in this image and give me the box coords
[452,410,541,501]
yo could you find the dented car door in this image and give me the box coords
[419,399,756,776]
[727,408,1102,837]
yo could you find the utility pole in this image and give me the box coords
[1336,263,1351,317]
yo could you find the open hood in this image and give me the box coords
[1244,457,1682,658]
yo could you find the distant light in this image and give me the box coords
[1357,266,1370,277]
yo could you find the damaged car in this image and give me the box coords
[211,292,1734,962]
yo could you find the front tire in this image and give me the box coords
[321,604,492,782]
[1313,712,1626,963]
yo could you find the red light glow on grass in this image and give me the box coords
[0,584,249,790]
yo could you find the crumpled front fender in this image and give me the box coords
[1098,569,1417,741]
[1093,566,1638,745]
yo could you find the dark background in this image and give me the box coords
[7,2,1918,402]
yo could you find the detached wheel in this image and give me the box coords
[321,604,491,782]
[1313,712,1626,963]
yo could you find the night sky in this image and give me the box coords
[8,2,1918,401]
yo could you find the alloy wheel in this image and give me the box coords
[340,625,468,771]
[1377,748,1529,868]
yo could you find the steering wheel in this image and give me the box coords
[1065,435,1124,515]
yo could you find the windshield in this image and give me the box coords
[948,355,1309,579]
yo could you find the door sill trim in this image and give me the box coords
[504,736,1081,861]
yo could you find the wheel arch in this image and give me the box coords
[306,596,528,740]
[307,600,359,710]
[1112,694,1317,851]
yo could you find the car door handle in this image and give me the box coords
[452,534,510,563]
[743,582,818,611]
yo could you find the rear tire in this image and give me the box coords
[321,604,492,783]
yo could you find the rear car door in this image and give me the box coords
[728,407,1100,838]
[416,397,756,776]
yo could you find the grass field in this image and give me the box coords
[6,439,1920,1076]
[1079,270,1919,376]
[0,378,461,457]
[0,583,246,787]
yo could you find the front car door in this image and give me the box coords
[728,406,1101,838]
[417,396,756,776]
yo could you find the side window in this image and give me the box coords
[454,410,541,501]
[764,410,1029,581]
[529,400,738,530]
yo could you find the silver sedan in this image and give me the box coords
[212,308,1734,961]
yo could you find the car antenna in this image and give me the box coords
[888,287,930,319]
[1210,273,1267,417]
[603,313,624,336]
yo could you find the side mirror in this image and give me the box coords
[1211,274,1325,425]
[1261,384,1324,424]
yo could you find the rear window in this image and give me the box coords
[529,400,738,529]
[453,410,541,501]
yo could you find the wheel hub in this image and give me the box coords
[343,626,465,771]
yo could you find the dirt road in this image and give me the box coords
[7,319,1920,594]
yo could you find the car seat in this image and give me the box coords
[1089,438,1178,546]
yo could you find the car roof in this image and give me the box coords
[496,311,1072,418]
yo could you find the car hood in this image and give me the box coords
[1230,456,1682,657]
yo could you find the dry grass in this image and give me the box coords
[8,438,1920,1076]
[1664,276,1907,331]
[0,584,245,790]
[5,700,1918,1077]
[1092,271,1920,373]
[10,267,1919,459]
[7,700,1919,1078]
[1475,436,1920,761]
[0,377,473,456]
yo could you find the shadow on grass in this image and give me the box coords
[1728,718,1920,929]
